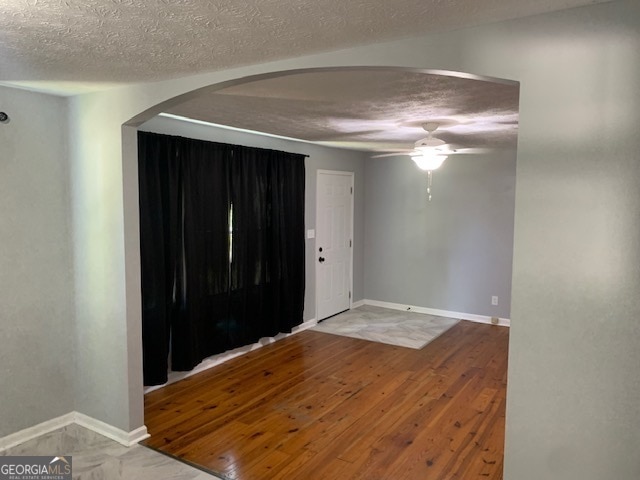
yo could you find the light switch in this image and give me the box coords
[307,229,315,239]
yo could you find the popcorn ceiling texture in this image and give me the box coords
[166,69,520,152]
[0,0,609,83]
[0,0,598,149]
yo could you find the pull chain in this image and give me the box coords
[427,170,433,202]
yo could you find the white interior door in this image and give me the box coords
[316,170,353,321]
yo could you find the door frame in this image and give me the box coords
[315,169,355,322]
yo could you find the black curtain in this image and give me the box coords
[138,131,305,386]
[138,133,183,386]
[172,139,232,371]
[229,147,306,346]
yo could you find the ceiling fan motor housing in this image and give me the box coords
[415,137,445,149]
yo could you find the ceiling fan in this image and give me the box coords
[372,122,488,202]
[371,122,488,162]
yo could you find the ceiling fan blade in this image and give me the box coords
[370,150,414,158]
[448,147,492,155]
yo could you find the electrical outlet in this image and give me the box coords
[491,296,499,306]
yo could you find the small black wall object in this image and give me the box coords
[0,112,9,124]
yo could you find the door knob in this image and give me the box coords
[318,257,325,263]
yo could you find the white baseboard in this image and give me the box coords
[0,413,76,452]
[0,412,148,452]
[145,317,319,393]
[361,299,510,327]
[293,317,319,333]
[73,412,149,446]
[351,299,365,309]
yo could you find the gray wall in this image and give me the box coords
[500,4,640,478]
[140,115,367,320]
[0,86,75,437]
[364,148,516,318]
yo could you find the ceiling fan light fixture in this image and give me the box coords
[411,153,448,171]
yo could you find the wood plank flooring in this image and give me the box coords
[144,321,509,479]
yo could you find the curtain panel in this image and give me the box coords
[138,131,306,386]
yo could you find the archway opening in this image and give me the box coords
[124,66,519,475]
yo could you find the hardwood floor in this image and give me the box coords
[144,321,509,479]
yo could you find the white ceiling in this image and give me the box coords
[0,0,607,151]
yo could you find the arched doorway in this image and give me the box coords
[124,65,519,420]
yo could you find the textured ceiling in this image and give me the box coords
[1,1,598,151]
[165,69,520,152]
[0,0,610,88]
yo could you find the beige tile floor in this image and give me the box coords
[0,424,222,480]
[312,304,459,348]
